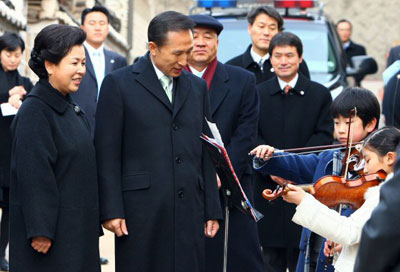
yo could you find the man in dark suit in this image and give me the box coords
[186,15,264,272]
[387,45,400,67]
[354,147,400,272]
[254,32,333,272]
[94,11,222,272]
[71,6,127,136]
[226,6,310,84]
[336,19,367,86]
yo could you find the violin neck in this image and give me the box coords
[297,184,315,194]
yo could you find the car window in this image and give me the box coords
[218,18,339,85]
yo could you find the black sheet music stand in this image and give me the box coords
[200,134,263,272]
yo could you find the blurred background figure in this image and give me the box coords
[336,19,366,86]
[0,32,33,272]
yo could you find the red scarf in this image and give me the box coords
[184,57,218,90]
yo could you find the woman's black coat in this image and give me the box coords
[9,80,100,272]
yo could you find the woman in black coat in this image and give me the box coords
[0,32,33,271]
[9,24,100,272]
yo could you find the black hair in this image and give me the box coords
[148,11,195,47]
[336,19,352,29]
[0,32,25,52]
[29,24,86,79]
[81,5,110,25]
[363,127,400,157]
[331,87,380,128]
[268,32,303,57]
[247,6,284,31]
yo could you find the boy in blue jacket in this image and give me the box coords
[250,87,380,272]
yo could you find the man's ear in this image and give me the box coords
[148,42,158,57]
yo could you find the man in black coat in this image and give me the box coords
[382,74,400,128]
[94,11,222,272]
[186,15,264,272]
[226,6,310,84]
[354,147,400,272]
[336,19,367,86]
[387,45,400,67]
[71,6,127,136]
[254,32,333,272]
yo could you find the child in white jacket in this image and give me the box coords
[282,126,400,272]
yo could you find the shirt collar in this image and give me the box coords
[343,41,351,50]
[189,65,207,78]
[150,57,173,88]
[277,73,299,91]
[84,41,104,57]
[250,46,269,65]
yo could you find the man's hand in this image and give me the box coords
[103,218,128,237]
[249,145,275,160]
[282,184,306,205]
[9,85,26,97]
[204,220,219,238]
[31,236,52,254]
[8,94,22,109]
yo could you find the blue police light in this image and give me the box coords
[197,0,237,8]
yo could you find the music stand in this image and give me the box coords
[200,134,263,272]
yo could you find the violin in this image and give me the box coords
[262,170,387,209]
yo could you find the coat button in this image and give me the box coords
[175,157,181,164]
[172,123,179,131]
[178,190,184,198]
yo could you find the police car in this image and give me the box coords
[190,0,377,97]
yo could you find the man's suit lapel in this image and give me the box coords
[172,72,190,120]
[84,47,97,82]
[133,54,173,112]
[209,62,230,116]
[104,49,114,75]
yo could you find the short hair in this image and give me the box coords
[148,11,195,47]
[268,32,303,57]
[336,19,352,29]
[247,6,284,31]
[363,126,400,157]
[81,5,110,25]
[29,24,86,79]
[331,87,380,128]
[0,32,25,52]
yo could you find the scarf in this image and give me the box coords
[185,57,218,90]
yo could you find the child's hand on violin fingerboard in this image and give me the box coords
[250,145,275,160]
[282,184,306,205]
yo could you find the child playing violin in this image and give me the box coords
[282,127,399,272]
[250,87,381,272]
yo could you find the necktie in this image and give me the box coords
[284,85,292,95]
[160,75,172,102]
[258,59,264,71]
[92,51,104,96]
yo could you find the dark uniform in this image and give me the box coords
[226,45,310,84]
[343,41,366,86]
[255,74,333,271]
[10,79,101,272]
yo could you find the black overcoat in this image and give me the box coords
[0,67,33,192]
[254,74,334,248]
[226,44,310,84]
[9,79,100,272]
[203,62,264,272]
[94,53,222,272]
[354,152,400,272]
